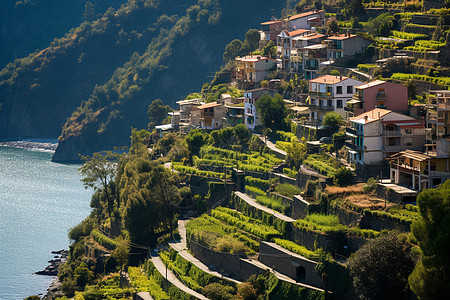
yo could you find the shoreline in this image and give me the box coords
[0,139,58,152]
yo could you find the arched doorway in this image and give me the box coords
[296,266,306,282]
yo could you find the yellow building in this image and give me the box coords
[389,149,450,191]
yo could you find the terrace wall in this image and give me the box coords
[258,242,323,289]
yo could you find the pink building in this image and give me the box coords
[347,80,409,117]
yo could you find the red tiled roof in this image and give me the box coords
[287,29,310,37]
[327,33,358,40]
[297,33,324,40]
[197,102,223,110]
[309,75,349,84]
[287,10,323,21]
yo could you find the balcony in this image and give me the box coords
[383,130,401,137]
[344,106,353,112]
[304,65,319,70]
[346,141,363,151]
[308,104,334,111]
[309,91,334,97]
[346,127,362,136]
[391,163,420,175]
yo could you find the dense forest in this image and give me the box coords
[0,0,286,162]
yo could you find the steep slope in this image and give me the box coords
[0,0,285,162]
[0,0,126,68]
[0,0,193,138]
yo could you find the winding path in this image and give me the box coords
[150,250,208,300]
[169,220,242,284]
[234,191,295,223]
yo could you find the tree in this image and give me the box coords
[79,151,121,220]
[113,237,130,271]
[255,94,287,131]
[83,1,95,22]
[234,124,251,148]
[348,233,415,300]
[322,111,344,128]
[342,0,365,19]
[409,180,450,299]
[286,142,307,169]
[365,13,394,37]
[185,129,207,160]
[245,29,261,52]
[147,99,171,130]
[333,167,353,186]
[327,19,339,34]
[223,39,244,63]
[262,40,276,58]
[119,158,181,246]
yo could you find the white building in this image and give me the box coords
[308,75,364,121]
[285,10,325,31]
[244,88,276,131]
[346,108,426,165]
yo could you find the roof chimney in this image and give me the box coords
[347,30,350,38]
[364,115,368,122]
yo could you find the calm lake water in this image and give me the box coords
[0,147,91,299]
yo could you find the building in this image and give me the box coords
[425,90,450,152]
[285,10,325,31]
[224,104,245,127]
[346,80,409,117]
[197,101,226,130]
[260,10,325,43]
[260,20,284,42]
[302,44,328,80]
[176,98,203,128]
[346,108,426,166]
[308,75,364,121]
[389,148,450,191]
[235,55,277,88]
[277,29,312,72]
[324,32,371,60]
[244,88,276,131]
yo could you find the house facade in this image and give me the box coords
[346,109,426,165]
[244,88,276,131]
[277,29,311,72]
[308,75,364,121]
[389,148,450,191]
[260,20,284,42]
[347,80,409,117]
[324,32,371,60]
[235,55,277,87]
[176,98,203,128]
[426,90,450,152]
[197,101,226,130]
[285,10,325,31]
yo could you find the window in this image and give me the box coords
[347,86,353,94]
[337,100,343,108]
[336,86,342,94]
[327,86,333,94]
[328,100,332,107]
[405,129,412,134]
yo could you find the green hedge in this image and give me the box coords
[255,195,289,214]
[275,183,301,198]
[295,214,379,238]
[276,130,299,143]
[391,30,427,40]
[92,229,116,250]
[245,176,270,191]
[212,207,281,240]
[274,238,320,260]
[172,162,225,178]
[129,266,170,300]
[245,185,266,197]
[391,73,450,87]
[357,63,377,72]
[283,167,298,178]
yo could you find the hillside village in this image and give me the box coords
[44,1,450,300]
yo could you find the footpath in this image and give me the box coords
[150,250,208,300]
[256,135,287,157]
[168,220,242,284]
[234,191,295,223]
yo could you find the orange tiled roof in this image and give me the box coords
[287,10,324,21]
[309,75,349,84]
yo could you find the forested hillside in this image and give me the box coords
[0,0,285,162]
[0,0,126,68]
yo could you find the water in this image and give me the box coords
[0,147,92,299]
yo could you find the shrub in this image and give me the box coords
[275,183,301,198]
[92,229,116,250]
[245,176,270,191]
[202,283,235,300]
[283,167,298,178]
[333,167,353,186]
